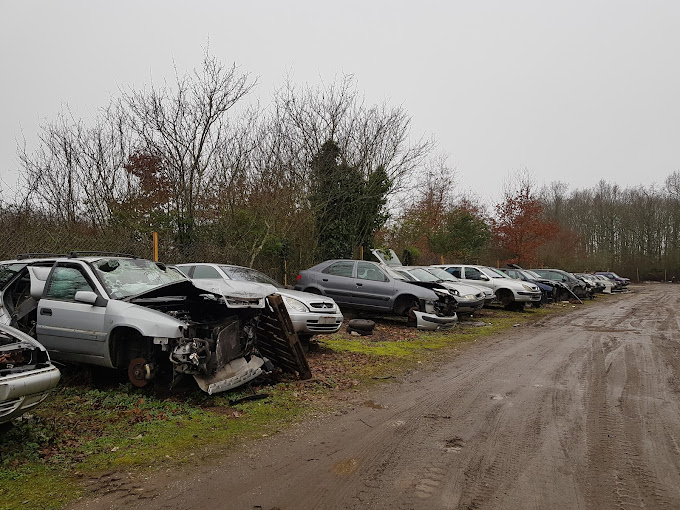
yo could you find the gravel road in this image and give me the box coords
[69,284,680,510]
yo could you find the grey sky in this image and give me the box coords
[1,0,679,204]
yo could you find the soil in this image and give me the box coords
[67,284,680,510]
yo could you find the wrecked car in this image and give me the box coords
[434,264,542,311]
[595,271,630,288]
[0,323,61,424]
[295,259,457,330]
[0,254,308,395]
[366,249,490,311]
[391,266,486,313]
[176,263,343,344]
[530,268,588,300]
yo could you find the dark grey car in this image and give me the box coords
[295,260,457,329]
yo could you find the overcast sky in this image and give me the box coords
[1,0,679,204]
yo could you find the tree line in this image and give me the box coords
[3,53,678,282]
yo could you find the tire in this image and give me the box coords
[348,319,375,333]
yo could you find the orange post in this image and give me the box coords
[153,232,159,262]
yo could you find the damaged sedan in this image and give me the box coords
[0,255,309,395]
[295,259,457,329]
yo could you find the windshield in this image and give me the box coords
[482,267,508,279]
[220,265,281,287]
[394,269,416,281]
[93,258,185,299]
[407,268,439,282]
[524,270,542,279]
[427,267,458,281]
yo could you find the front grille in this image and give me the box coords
[309,302,335,310]
[306,319,342,332]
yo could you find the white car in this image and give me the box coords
[176,263,343,342]
[0,323,60,424]
[433,264,542,310]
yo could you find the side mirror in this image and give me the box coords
[74,290,99,305]
[480,275,490,281]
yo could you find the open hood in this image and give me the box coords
[370,248,403,267]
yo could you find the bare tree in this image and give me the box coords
[122,52,256,247]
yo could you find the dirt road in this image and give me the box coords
[70,284,680,510]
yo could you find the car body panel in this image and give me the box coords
[0,324,60,424]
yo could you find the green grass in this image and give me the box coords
[0,381,316,510]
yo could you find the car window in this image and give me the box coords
[193,265,221,279]
[220,265,280,287]
[323,261,355,277]
[482,267,506,278]
[93,258,185,299]
[465,267,484,280]
[447,267,462,278]
[428,268,457,281]
[357,262,387,282]
[408,268,438,282]
[45,266,95,301]
[395,269,416,281]
[176,265,194,277]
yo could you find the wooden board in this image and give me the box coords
[256,294,312,380]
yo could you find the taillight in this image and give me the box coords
[296,274,302,280]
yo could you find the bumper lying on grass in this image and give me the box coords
[413,310,458,330]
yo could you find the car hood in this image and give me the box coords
[276,288,337,306]
[124,279,277,305]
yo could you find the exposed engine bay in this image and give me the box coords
[127,282,308,393]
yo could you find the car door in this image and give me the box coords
[318,261,357,305]
[36,262,108,363]
[352,262,393,310]
[462,266,493,290]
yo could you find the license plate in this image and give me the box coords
[319,316,336,324]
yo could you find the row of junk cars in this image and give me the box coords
[1,250,630,425]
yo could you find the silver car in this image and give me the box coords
[0,255,290,395]
[390,267,485,313]
[175,263,343,342]
[434,264,542,310]
[0,324,60,424]
[295,259,458,330]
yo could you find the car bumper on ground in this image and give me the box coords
[413,311,458,330]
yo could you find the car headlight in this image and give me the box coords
[433,288,451,297]
[283,296,309,313]
[463,294,477,300]
[522,284,537,292]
